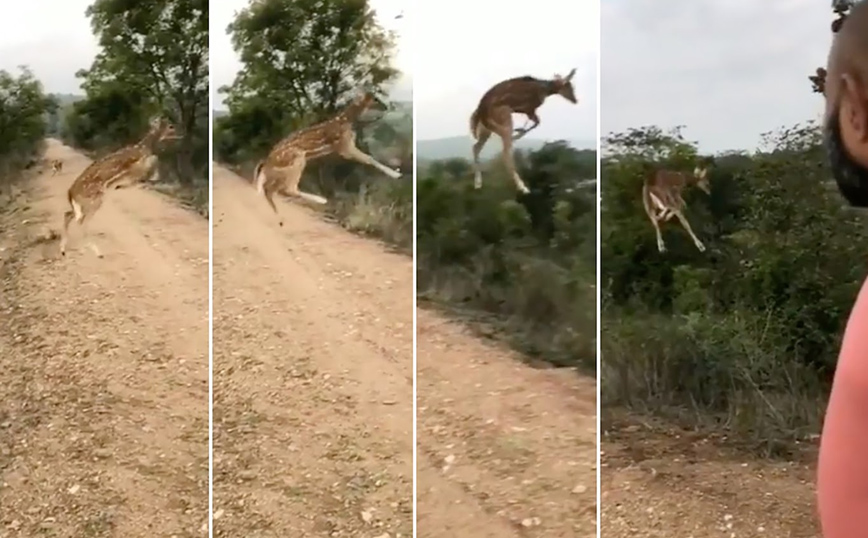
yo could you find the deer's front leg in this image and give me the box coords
[673,210,706,252]
[513,112,540,141]
[338,143,402,179]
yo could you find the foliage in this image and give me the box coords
[215,0,398,163]
[0,67,56,188]
[417,143,597,369]
[214,0,410,249]
[600,123,868,453]
[63,0,209,193]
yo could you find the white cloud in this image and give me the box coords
[601,0,831,152]
[0,0,98,94]
[414,0,598,142]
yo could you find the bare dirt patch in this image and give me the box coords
[601,414,820,538]
[415,309,597,537]
[0,139,208,537]
[211,165,413,537]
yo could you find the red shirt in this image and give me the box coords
[818,278,868,537]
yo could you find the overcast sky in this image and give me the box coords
[211,0,412,109]
[415,0,598,142]
[602,0,831,153]
[0,0,97,94]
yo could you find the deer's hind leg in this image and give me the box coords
[282,153,328,206]
[489,108,530,194]
[337,133,402,179]
[256,163,288,227]
[61,195,104,258]
[644,193,667,253]
[59,207,75,256]
[471,125,492,189]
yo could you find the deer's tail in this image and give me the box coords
[469,108,481,140]
[642,182,655,219]
[253,161,265,194]
[66,188,82,221]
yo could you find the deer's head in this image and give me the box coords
[148,116,180,143]
[551,68,578,104]
[355,90,389,112]
[693,156,714,194]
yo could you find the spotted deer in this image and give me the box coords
[50,159,63,175]
[253,91,401,226]
[59,117,179,258]
[642,158,713,253]
[469,69,578,193]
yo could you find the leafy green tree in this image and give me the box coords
[68,0,208,181]
[600,122,868,451]
[215,0,399,165]
[0,67,56,178]
[64,81,151,152]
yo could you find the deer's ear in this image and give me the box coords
[565,68,576,81]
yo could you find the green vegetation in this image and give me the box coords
[54,0,209,217]
[0,67,57,196]
[416,135,595,163]
[600,123,868,455]
[417,142,597,370]
[213,0,412,251]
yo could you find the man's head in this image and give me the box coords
[824,0,868,207]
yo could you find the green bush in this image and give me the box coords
[417,142,597,370]
[601,123,868,452]
[0,67,55,190]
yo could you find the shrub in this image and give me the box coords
[600,123,868,452]
[417,142,597,370]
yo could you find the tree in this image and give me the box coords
[216,0,399,164]
[64,81,151,152]
[0,67,56,177]
[72,0,209,181]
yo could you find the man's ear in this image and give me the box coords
[840,72,868,143]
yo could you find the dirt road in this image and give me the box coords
[601,419,820,537]
[415,311,597,537]
[0,139,209,537]
[211,165,413,537]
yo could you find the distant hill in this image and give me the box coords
[416,136,596,162]
[49,93,84,106]
[45,93,84,136]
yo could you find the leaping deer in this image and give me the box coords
[253,90,401,226]
[642,158,713,253]
[50,159,63,175]
[469,69,578,194]
[59,117,179,258]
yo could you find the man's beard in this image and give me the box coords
[825,111,868,207]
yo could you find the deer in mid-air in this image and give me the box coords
[469,69,578,194]
[59,116,179,258]
[50,159,63,175]
[253,90,401,226]
[642,158,713,253]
